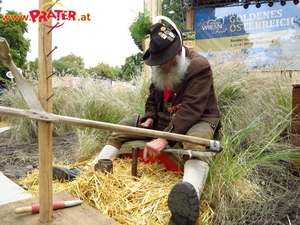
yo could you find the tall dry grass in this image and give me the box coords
[207,52,300,224]
[1,74,150,159]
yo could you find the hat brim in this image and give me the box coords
[144,35,182,66]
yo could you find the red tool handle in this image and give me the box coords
[15,201,65,214]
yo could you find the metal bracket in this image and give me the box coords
[209,140,221,152]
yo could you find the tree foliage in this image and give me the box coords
[53,53,84,75]
[120,53,143,81]
[52,59,73,75]
[86,63,114,79]
[162,0,186,30]
[129,10,152,52]
[112,66,122,80]
[28,58,38,71]
[0,10,30,85]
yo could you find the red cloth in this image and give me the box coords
[164,87,173,102]
[123,149,184,173]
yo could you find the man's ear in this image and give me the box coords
[177,48,183,56]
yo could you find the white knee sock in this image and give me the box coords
[183,159,209,199]
[90,145,119,165]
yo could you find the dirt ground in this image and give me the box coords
[0,128,300,224]
[0,129,79,181]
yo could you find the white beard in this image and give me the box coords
[151,55,190,91]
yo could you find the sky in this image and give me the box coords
[1,0,144,68]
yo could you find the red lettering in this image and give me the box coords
[61,11,69,20]
[10,15,20,21]
[54,10,63,20]
[86,13,91,21]
[47,10,57,20]
[29,10,40,22]
[68,11,76,21]
[1,15,10,21]
[28,9,85,25]
[38,11,48,22]
[19,15,30,21]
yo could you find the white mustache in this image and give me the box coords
[151,56,190,91]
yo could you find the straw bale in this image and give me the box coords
[18,158,214,225]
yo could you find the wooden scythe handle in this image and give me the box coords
[0,106,220,147]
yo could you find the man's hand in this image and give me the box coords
[143,138,168,160]
[141,118,154,128]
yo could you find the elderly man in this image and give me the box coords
[53,22,220,225]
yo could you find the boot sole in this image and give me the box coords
[168,181,199,225]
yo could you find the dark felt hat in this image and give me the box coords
[143,23,182,66]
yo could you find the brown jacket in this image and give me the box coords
[142,47,220,137]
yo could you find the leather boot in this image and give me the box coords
[167,159,209,225]
[52,166,81,182]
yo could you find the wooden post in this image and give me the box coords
[143,0,162,80]
[185,10,194,31]
[291,84,300,169]
[183,10,195,50]
[38,0,53,222]
[291,84,300,145]
[144,0,162,20]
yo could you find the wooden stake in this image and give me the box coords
[131,147,140,176]
[38,0,53,222]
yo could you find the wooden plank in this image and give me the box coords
[0,192,120,225]
[0,106,215,147]
[38,0,53,222]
